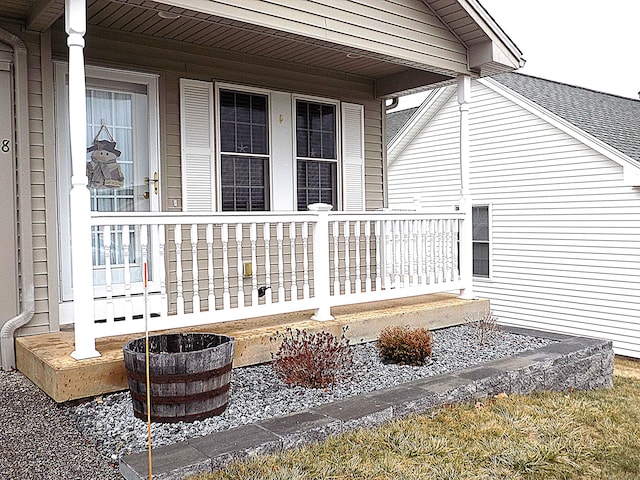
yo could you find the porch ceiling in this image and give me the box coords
[7,0,522,97]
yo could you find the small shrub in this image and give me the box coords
[466,311,499,345]
[376,325,433,366]
[270,328,353,388]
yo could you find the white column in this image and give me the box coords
[457,74,474,300]
[309,203,334,321]
[67,0,99,359]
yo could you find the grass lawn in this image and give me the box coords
[192,357,640,480]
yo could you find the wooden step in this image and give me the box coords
[15,294,489,402]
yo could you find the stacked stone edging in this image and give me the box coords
[120,329,614,480]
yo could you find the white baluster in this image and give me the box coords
[250,223,258,305]
[384,220,393,288]
[277,222,285,302]
[302,221,310,299]
[174,224,184,315]
[103,226,114,323]
[453,219,460,281]
[122,225,132,321]
[140,225,148,322]
[236,223,245,308]
[393,220,401,287]
[158,225,167,318]
[332,221,340,295]
[354,221,362,294]
[343,221,351,294]
[365,221,372,292]
[411,220,419,286]
[289,222,297,300]
[221,223,230,310]
[375,220,383,291]
[206,224,215,311]
[418,219,426,285]
[191,224,200,314]
[429,219,436,284]
[402,220,410,287]
[263,223,272,304]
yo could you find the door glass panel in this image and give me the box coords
[86,88,149,286]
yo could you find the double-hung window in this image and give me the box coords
[219,89,269,211]
[472,205,490,277]
[295,100,338,210]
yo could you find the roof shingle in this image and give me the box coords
[493,73,640,162]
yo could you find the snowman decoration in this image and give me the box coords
[86,124,125,189]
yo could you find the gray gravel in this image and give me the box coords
[0,325,555,479]
[0,369,121,480]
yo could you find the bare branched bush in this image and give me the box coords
[270,328,353,388]
[465,311,499,345]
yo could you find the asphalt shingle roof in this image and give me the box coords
[493,72,640,162]
[386,106,418,145]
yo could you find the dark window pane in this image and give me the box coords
[219,89,268,155]
[221,155,269,211]
[471,206,490,277]
[473,243,489,277]
[296,159,336,211]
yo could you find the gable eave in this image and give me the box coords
[387,86,456,167]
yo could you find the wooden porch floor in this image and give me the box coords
[15,294,488,403]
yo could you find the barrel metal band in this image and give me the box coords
[132,403,229,423]
[129,382,230,405]
[126,362,232,383]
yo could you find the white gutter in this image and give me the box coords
[0,29,35,370]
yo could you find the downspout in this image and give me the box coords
[0,30,35,370]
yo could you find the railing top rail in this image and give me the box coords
[89,211,320,226]
[90,210,466,226]
[328,211,465,221]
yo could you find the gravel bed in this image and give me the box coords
[0,370,121,480]
[64,324,556,464]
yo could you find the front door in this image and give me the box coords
[56,65,160,322]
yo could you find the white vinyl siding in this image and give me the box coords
[388,80,640,358]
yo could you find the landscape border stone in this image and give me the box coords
[119,327,614,480]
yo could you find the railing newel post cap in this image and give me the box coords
[307,203,333,212]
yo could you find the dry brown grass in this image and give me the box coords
[191,357,640,480]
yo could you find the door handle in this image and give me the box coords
[144,172,159,195]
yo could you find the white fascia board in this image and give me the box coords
[480,77,640,186]
[388,86,456,168]
[460,0,525,69]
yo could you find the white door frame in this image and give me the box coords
[54,63,161,323]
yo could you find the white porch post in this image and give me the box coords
[457,75,474,300]
[308,203,334,321]
[67,0,99,359]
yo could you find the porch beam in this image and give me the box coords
[27,0,65,32]
[375,69,453,99]
[457,74,474,300]
[66,0,99,360]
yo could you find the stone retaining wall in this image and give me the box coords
[120,328,614,480]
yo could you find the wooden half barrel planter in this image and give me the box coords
[123,333,234,423]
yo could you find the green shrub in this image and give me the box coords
[270,328,353,388]
[376,325,433,366]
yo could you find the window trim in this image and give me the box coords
[215,82,273,211]
[293,94,342,211]
[472,204,492,279]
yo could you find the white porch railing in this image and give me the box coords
[75,209,467,357]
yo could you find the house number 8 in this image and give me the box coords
[1,139,9,153]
